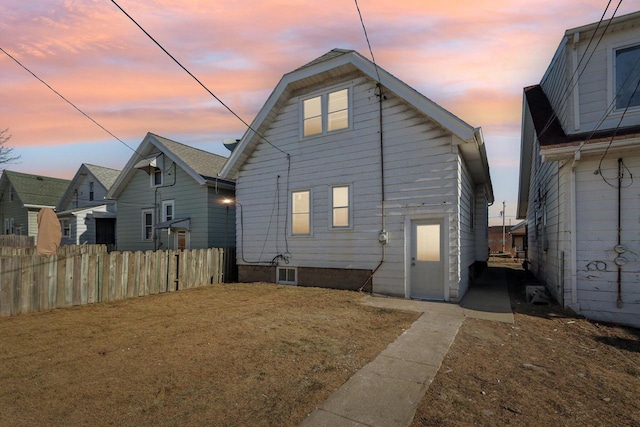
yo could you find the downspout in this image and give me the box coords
[360,83,386,293]
[616,158,623,308]
[569,151,579,310]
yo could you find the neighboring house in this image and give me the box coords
[220,48,493,302]
[517,11,640,327]
[488,225,511,254]
[106,132,235,252]
[0,170,70,242]
[510,221,526,259]
[56,163,121,247]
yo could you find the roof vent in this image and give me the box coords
[37,176,44,181]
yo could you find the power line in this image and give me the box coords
[109,0,289,157]
[538,0,622,139]
[354,0,381,82]
[0,47,141,157]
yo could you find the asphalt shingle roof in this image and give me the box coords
[150,133,228,180]
[3,170,70,207]
[83,164,121,190]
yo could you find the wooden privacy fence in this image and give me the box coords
[0,235,35,248]
[0,244,109,257]
[0,248,226,316]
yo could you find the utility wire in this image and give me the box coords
[0,47,141,156]
[354,0,381,83]
[538,0,622,139]
[109,0,289,157]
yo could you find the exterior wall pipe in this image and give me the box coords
[616,158,623,308]
[569,152,579,309]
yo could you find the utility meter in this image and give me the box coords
[378,231,389,244]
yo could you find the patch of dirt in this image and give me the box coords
[0,283,419,426]
[412,262,640,427]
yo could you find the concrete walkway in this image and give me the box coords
[299,266,513,427]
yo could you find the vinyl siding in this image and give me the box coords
[116,164,210,251]
[0,181,30,236]
[235,72,476,298]
[572,154,640,326]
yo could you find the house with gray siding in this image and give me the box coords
[0,170,70,242]
[56,163,120,247]
[106,133,235,252]
[517,11,640,327]
[220,49,493,301]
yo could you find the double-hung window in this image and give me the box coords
[614,44,640,110]
[89,182,94,201]
[302,88,350,137]
[142,209,154,241]
[151,168,163,187]
[162,200,174,222]
[60,219,70,237]
[291,190,311,235]
[331,185,351,228]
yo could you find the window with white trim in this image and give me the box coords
[89,181,94,201]
[277,267,297,285]
[302,88,350,137]
[142,209,154,241]
[614,44,640,110]
[60,219,70,237]
[331,185,351,228]
[162,200,174,222]
[151,168,163,187]
[291,190,311,235]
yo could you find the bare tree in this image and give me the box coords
[0,128,20,166]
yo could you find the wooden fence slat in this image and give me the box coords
[0,257,13,315]
[87,254,96,304]
[65,256,74,306]
[37,255,47,311]
[47,255,57,310]
[73,255,82,306]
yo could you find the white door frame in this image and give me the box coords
[404,214,450,301]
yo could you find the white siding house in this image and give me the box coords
[220,49,493,301]
[518,12,640,327]
[106,133,235,252]
[56,164,120,247]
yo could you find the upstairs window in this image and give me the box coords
[302,88,350,137]
[151,168,163,187]
[9,186,13,202]
[89,182,94,201]
[615,44,640,110]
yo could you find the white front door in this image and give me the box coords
[410,219,445,300]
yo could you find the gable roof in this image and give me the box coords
[56,163,122,211]
[1,170,70,208]
[219,48,493,202]
[84,164,121,190]
[106,132,233,200]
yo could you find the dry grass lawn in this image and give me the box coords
[412,263,640,427]
[0,283,419,426]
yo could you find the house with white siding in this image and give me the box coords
[0,170,70,242]
[219,49,493,301]
[517,11,640,327]
[106,133,235,252]
[56,163,120,247]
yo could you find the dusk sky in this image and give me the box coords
[1,1,637,225]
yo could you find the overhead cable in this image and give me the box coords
[109,0,289,156]
[0,47,141,156]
